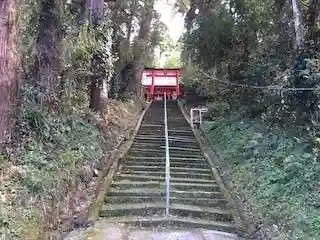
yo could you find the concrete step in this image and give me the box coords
[168,137,198,143]
[111,180,219,191]
[100,202,166,218]
[124,156,166,161]
[99,101,244,237]
[118,170,213,179]
[140,124,163,127]
[99,216,237,233]
[108,188,224,199]
[169,143,201,148]
[160,146,201,152]
[122,161,209,168]
[100,202,232,221]
[135,134,165,138]
[169,203,233,222]
[131,142,163,147]
[135,136,166,141]
[164,153,204,158]
[120,165,211,173]
[127,152,166,158]
[129,148,165,153]
[105,195,228,208]
[113,174,215,183]
[124,156,205,161]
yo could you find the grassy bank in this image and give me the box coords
[0,95,140,239]
[202,115,320,239]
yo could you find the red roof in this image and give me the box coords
[144,67,182,71]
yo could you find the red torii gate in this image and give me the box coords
[142,68,183,100]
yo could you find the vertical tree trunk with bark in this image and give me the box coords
[89,82,101,111]
[36,0,63,104]
[306,0,320,43]
[89,49,106,111]
[88,0,106,111]
[125,0,138,54]
[90,0,104,22]
[0,0,18,147]
[291,0,304,48]
[78,0,87,24]
[128,0,154,99]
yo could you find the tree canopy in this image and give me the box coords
[0,0,173,238]
[179,0,320,127]
[178,0,320,238]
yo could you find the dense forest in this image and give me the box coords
[1,0,319,239]
[0,0,175,238]
[179,0,320,239]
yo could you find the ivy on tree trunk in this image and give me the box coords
[0,0,18,147]
[128,0,154,100]
[35,0,63,105]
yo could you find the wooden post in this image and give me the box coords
[151,70,155,100]
[176,70,180,98]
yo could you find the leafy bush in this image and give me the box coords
[0,83,107,239]
[207,102,230,118]
[203,117,320,239]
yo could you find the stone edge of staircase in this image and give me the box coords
[86,100,153,223]
[177,101,249,237]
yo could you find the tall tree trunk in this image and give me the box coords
[185,0,197,31]
[306,0,320,43]
[89,82,101,111]
[90,0,104,23]
[0,0,18,147]
[126,20,133,50]
[88,0,107,111]
[275,1,293,56]
[36,0,63,104]
[78,0,87,24]
[129,0,154,99]
[125,0,138,54]
[291,0,304,48]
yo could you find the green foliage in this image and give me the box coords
[1,84,106,239]
[206,102,230,118]
[17,84,104,191]
[181,0,320,131]
[203,117,320,239]
[164,50,182,68]
[0,1,117,238]
[181,64,201,87]
[0,202,44,239]
[184,7,234,68]
[2,0,168,238]
[144,12,176,67]
[181,1,320,237]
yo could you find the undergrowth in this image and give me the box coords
[202,116,320,239]
[0,86,105,239]
[0,84,139,239]
[0,3,121,238]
